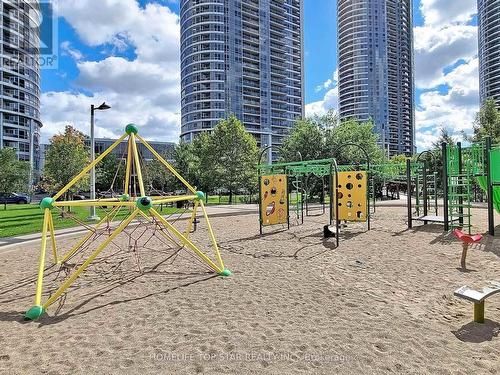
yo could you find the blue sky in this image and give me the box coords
[41,0,480,151]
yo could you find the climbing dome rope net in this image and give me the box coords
[25,124,231,321]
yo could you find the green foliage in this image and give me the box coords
[389,154,410,164]
[280,119,325,162]
[173,141,198,190]
[472,98,500,143]
[0,148,29,204]
[433,127,455,149]
[44,125,89,197]
[95,153,125,192]
[325,118,385,165]
[211,116,259,201]
[281,115,384,166]
[191,132,218,194]
[144,157,176,194]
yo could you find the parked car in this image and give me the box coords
[0,193,30,204]
[50,193,88,201]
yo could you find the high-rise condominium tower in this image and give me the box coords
[180,0,304,150]
[0,1,42,179]
[478,0,500,106]
[337,0,415,156]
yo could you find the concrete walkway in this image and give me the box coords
[0,204,258,251]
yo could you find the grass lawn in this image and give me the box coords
[205,194,257,205]
[0,204,184,238]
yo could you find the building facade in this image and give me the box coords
[0,1,42,180]
[90,138,175,162]
[337,0,414,156]
[478,0,500,106]
[180,0,304,150]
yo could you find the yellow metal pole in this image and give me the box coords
[138,209,153,222]
[47,213,58,264]
[43,209,140,309]
[146,211,180,247]
[199,201,224,270]
[53,201,134,208]
[152,195,175,200]
[136,134,197,194]
[130,134,145,196]
[124,136,132,195]
[34,209,50,306]
[60,207,120,263]
[53,133,128,201]
[184,200,199,237]
[54,198,122,204]
[153,195,197,205]
[150,208,222,273]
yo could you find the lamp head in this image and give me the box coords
[96,102,111,111]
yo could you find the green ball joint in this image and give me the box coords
[219,269,232,277]
[195,191,205,201]
[25,305,46,321]
[40,197,54,210]
[125,124,139,135]
[136,196,153,211]
[119,194,130,202]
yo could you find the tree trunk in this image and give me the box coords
[229,190,233,205]
[205,192,209,204]
[66,192,71,212]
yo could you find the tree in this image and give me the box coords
[173,141,198,192]
[433,127,455,149]
[280,119,325,162]
[44,126,89,206]
[143,157,176,194]
[471,98,500,143]
[95,153,125,193]
[389,154,410,164]
[0,148,29,209]
[191,132,217,201]
[324,118,384,165]
[211,116,259,204]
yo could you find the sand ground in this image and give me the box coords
[0,206,499,375]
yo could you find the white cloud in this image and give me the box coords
[42,1,181,143]
[76,57,179,98]
[308,68,339,115]
[305,86,338,117]
[413,0,479,149]
[414,24,477,88]
[416,58,479,138]
[420,0,476,26]
[60,41,83,61]
[315,78,332,93]
[41,91,181,143]
[314,68,338,93]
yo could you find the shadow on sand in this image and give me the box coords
[452,319,500,343]
[0,249,219,326]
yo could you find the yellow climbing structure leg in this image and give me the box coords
[25,124,231,321]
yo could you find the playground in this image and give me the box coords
[0,127,499,373]
[0,205,499,374]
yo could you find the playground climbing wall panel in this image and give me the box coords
[260,174,288,226]
[333,171,367,222]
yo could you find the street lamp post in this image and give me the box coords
[88,102,111,221]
